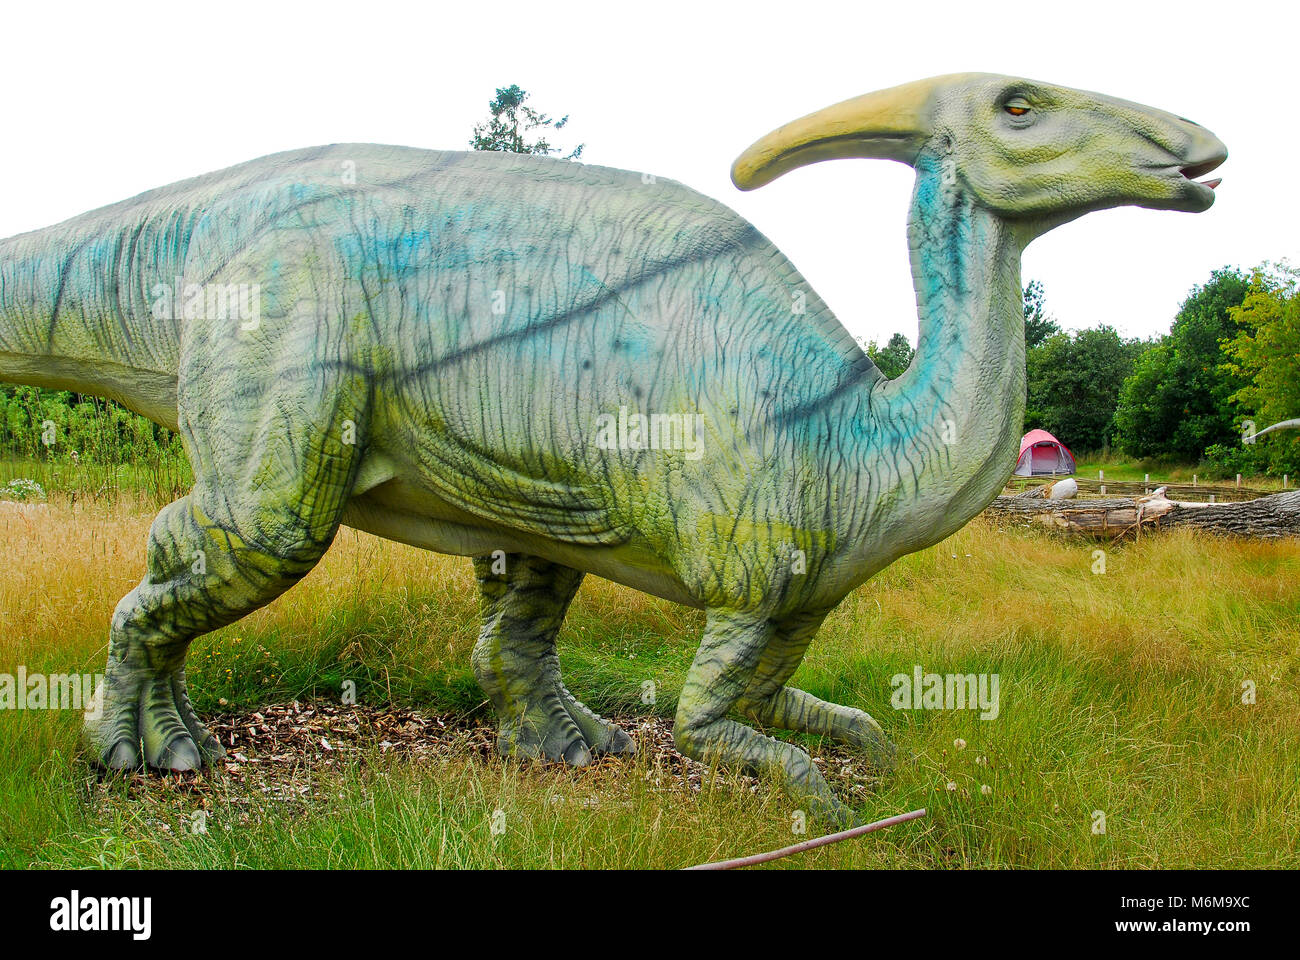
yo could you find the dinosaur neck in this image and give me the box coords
[857,158,1027,559]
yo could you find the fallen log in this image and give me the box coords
[983,489,1300,539]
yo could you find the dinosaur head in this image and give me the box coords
[731,73,1227,233]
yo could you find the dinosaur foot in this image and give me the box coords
[846,714,899,772]
[81,670,224,773]
[496,684,635,767]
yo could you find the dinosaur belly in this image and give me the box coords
[340,480,701,608]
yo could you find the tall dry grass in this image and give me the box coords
[1,498,1297,868]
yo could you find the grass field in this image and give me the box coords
[1,494,1297,869]
[1071,452,1291,490]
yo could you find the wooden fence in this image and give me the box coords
[1003,474,1276,503]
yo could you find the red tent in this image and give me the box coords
[1014,429,1076,476]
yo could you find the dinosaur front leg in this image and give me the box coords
[471,553,634,766]
[738,611,896,768]
[673,609,853,825]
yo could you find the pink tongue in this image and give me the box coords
[1201,178,1222,190]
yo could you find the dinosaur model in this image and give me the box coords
[0,73,1225,823]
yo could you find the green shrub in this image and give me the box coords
[1199,442,1266,481]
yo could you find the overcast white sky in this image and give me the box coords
[1,0,1293,346]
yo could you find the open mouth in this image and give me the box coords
[1179,157,1224,190]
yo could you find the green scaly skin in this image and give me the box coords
[472,552,633,764]
[0,74,1224,823]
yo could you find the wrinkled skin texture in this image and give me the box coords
[0,74,1224,823]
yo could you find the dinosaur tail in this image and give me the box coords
[0,222,181,430]
[1245,419,1300,441]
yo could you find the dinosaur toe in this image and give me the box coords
[100,739,142,772]
[150,736,203,772]
[562,740,593,767]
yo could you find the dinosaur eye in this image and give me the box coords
[1004,98,1032,117]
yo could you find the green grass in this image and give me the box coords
[1071,451,1288,489]
[0,454,191,505]
[1,501,1297,869]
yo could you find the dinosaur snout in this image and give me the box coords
[1177,140,1228,193]
[1170,130,1227,209]
[1154,117,1228,212]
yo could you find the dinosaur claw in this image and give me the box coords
[563,741,593,767]
[102,740,142,772]
[601,727,636,756]
[151,737,202,772]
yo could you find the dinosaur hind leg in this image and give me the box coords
[82,426,360,772]
[471,552,634,766]
[738,610,895,768]
[674,609,858,826]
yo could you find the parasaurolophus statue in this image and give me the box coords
[0,73,1225,823]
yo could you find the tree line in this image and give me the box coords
[863,264,1299,477]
